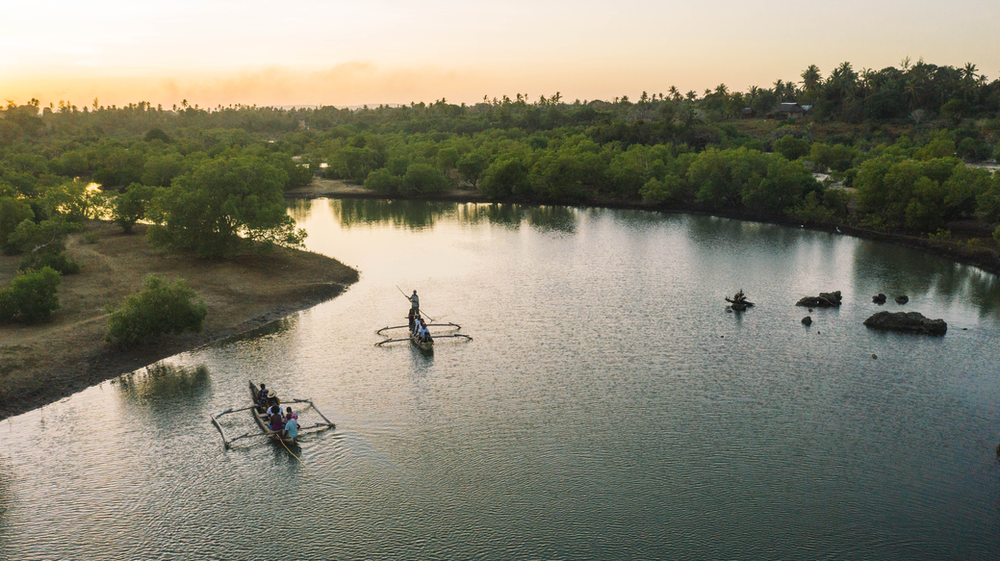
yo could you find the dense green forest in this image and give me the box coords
[2,58,1000,284]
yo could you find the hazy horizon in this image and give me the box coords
[4,0,999,109]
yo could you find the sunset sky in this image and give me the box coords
[3,0,998,109]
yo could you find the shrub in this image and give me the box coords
[363,168,401,195]
[0,196,34,254]
[0,266,61,324]
[773,135,811,160]
[403,163,449,194]
[18,250,80,274]
[110,183,156,234]
[7,218,80,255]
[105,275,207,348]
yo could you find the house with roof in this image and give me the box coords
[774,102,808,120]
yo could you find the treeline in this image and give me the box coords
[1,58,999,292]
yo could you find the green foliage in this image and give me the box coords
[977,171,1000,224]
[363,168,401,195]
[144,128,172,143]
[0,266,61,324]
[856,156,986,231]
[479,156,530,199]
[789,191,834,224]
[772,135,810,160]
[605,144,670,198]
[328,146,375,182]
[111,183,157,233]
[809,143,858,172]
[147,154,305,259]
[456,150,490,187]
[18,250,80,275]
[7,218,80,255]
[687,147,817,213]
[640,174,689,204]
[403,163,449,194]
[104,275,207,348]
[0,196,34,254]
[93,147,145,187]
[940,99,970,124]
[140,153,186,187]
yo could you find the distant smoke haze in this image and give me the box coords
[2,0,998,108]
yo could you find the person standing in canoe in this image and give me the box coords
[410,290,420,314]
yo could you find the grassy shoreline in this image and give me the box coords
[0,221,358,421]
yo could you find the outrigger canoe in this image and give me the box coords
[410,331,434,352]
[249,381,297,445]
[376,321,471,348]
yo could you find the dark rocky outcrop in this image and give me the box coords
[796,291,842,308]
[895,295,909,305]
[863,311,947,336]
[726,289,754,312]
[872,293,887,304]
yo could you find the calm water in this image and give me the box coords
[3,199,1000,560]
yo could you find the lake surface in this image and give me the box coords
[3,199,1000,560]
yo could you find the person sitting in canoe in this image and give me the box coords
[417,318,432,343]
[256,383,270,411]
[408,308,417,331]
[283,407,299,439]
[269,411,285,433]
[266,392,282,417]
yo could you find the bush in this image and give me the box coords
[111,183,157,234]
[0,266,61,324]
[0,196,34,254]
[7,218,80,255]
[773,135,811,160]
[403,163,449,194]
[363,168,401,195]
[18,250,80,274]
[105,275,207,348]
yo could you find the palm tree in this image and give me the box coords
[800,65,822,92]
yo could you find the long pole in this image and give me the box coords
[396,286,434,322]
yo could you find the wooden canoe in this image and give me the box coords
[410,332,434,352]
[248,381,297,445]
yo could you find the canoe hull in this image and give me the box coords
[410,332,434,352]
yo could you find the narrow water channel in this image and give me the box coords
[2,199,999,560]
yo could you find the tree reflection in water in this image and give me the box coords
[854,241,1000,315]
[114,363,210,408]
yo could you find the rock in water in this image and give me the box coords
[801,316,812,326]
[863,311,947,336]
[796,291,842,308]
[872,293,887,304]
[895,295,909,305]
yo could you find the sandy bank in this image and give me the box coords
[0,222,358,421]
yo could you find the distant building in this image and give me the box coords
[774,103,807,120]
[742,107,754,119]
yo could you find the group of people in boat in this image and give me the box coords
[407,291,432,344]
[255,383,299,439]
